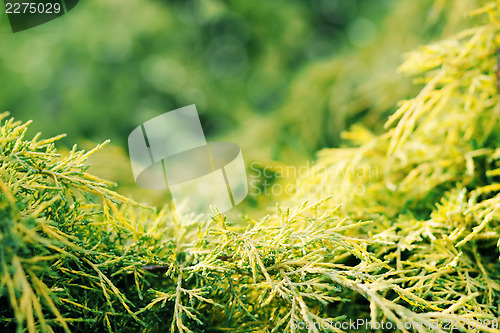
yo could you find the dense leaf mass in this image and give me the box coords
[2,1,500,333]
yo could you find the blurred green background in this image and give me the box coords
[0,0,464,208]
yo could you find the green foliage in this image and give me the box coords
[0,114,390,332]
[3,1,500,333]
[0,0,391,149]
[234,0,471,162]
[293,0,500,330]
[0,112,147,332]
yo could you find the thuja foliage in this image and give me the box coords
[240,0,473,162]
[294,0,500,330]
[3,2,500,333]
[0,113,385,332]
[0,113,148,332]
[0,113,393,332]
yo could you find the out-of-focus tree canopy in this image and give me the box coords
[1,0,400,151]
